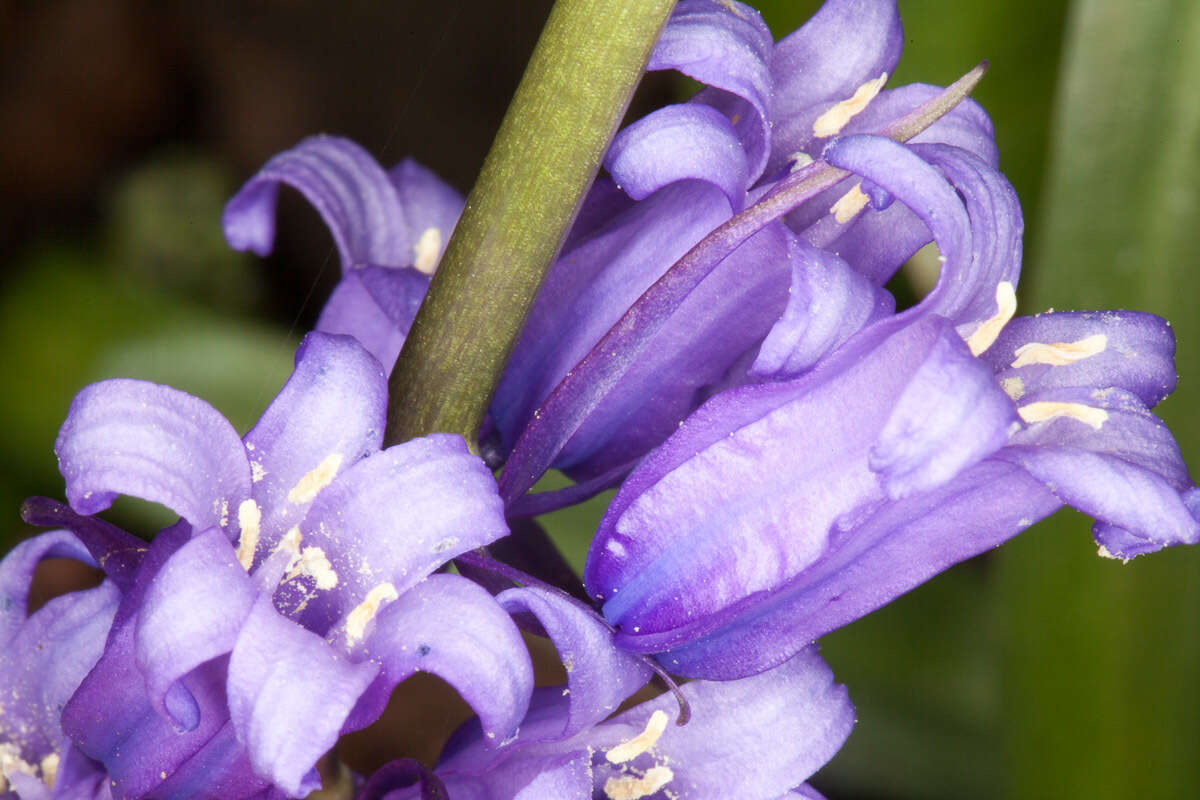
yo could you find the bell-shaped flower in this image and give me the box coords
[583,134,1200,680]
[18,332,633,798]
[362,646,853,800]
[223,135,464,372]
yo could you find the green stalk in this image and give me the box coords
[385,0,676,448]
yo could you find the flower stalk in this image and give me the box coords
[384,0,677,448]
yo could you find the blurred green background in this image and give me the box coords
[2,0,1198,797]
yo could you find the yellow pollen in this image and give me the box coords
[1000,376,1026,401]
[812,72,888,137]
[1011,333,1108,368]
[288,453,343,504]
[1018,401,1108,430]
[965,281,1018,356]
[831,182,870,224]
[607,710,669,764]
[414,227,442,275]
[603,766,675,800]
[235,499,262,571]
[345,582,399,644]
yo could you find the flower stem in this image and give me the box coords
[385,0,676,448]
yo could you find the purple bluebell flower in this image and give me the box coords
[582,134,1200,679]
[362,647,852,800]
[11,332,661,798]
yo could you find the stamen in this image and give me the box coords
[965,281,1017,356]
[606,710,669,764]
[788,151,814,173]
[813,73,888,138]
[1011,334,1107,367]
[881,61,988,142]
[831,182,870,223]
[414,227,442,275]
[1000,376,1026,401]
[345,582,399,644]
[288,453,344,504]
[235,499,262,571]
[1018,401,1108,430]
[603,766,674,800]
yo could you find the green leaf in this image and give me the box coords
[997,0,1200,796]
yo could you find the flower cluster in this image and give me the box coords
[3,0,1198,798]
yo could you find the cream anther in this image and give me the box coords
[1000,376,1026,401]
[296,546,338,590]
[1018,401,1108,430]
[788,151,814,173]
[235,499,262,571]
[813,73,888,137]
[831,182,870,224]
[414,227,442,275]
[606,710,669,764]
[345,582,399,643]
[603,766,675,800]
[288,453,343,504]
[965,281,1018,356]
[1011,333,1108,368]
[39,753,58,789]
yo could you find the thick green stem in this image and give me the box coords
[385,0,676,447]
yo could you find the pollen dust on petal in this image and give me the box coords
[812,72,888,138]
[831,182,870,224]
[345,582,399,644]
[235,499,262,571]
[1011,333,1108,368]
[288,453,344,504]
[606,710,669,764]
[603,766,675,800]
[1018,401,1108,430]
[414,227,442,275]
[965,281,1018,356]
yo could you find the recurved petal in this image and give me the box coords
[285,434,507,633]
[242,332,387,561]
[494,586,651,741]
[0,534,119,761]
[134,528,256,731]
[998,387,1200,553]
[605,104,748,209]
[342,575,531,747]
[55,379,251,535]
[751,235,894,378]
[227,594,378,798]
[650,0,774,180]
[588,647,853,799]
[315,267,430,375]
[770,0,902,167]
[222,135,411,271]
[984,310,1176,408]
[19,498,146,591]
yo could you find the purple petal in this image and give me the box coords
[494,586,651,740]
[0,533,119,762]
[222,135,411,271]
[315,267,430,374]
[134,528,255,730]
[650,0,774,180]
[586,316,1013,657]
[984,310,1176,408]
[19,498,146,591]
[606,104,748,209]
[751,235,894,378]
[283,434,507,633]
[998,386,1200,553]
[242,332,387,562]
[657,460,1059,678]
[227,594,378,797]
[770,0,902,170]
[55,379,250,535]
[388,158,465,269]
[344,575,531,746]
[590,647,853,798]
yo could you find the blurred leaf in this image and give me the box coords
[997,0,1200,797]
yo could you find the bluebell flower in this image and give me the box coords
[9,333,663,798]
